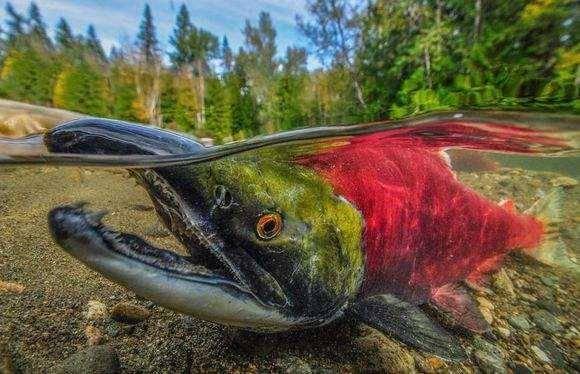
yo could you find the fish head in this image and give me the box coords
[136,154,366,327]
[49,149,364,331]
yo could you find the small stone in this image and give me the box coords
[519,293,537,303]
[275,356,312,374]
[540,276,558,287]
[84,300,108,321]
[0,280,25,294]
[531,346,551,364]
[538,339,566,368]
[496,327,511,339]
[492,269,515,297]
[355,331,416,372]
[472,336,507,373]
[481,306,494,325]
[477,297,494,310]
[85,325,103,346]
[509,362,532,374]
[550,176,577,188]
[48,345,120,374]
[110,302,151,324]
[508,315,533,331]
[531,310,563,334]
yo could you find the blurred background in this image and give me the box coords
[0,0,577,142]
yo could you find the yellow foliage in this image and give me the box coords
[521,0,557,22]
[52,69,69,109]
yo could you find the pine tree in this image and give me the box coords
[168,3,193,69]
[137,4,159,65]
[4,2,25,44]
[86,25,106,61]
[27,2,52,48]
[221,36,233,73]
[206,77,233,141]
[55,18,74,50]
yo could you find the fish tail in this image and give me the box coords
[523,188,578,272]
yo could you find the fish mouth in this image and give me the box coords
[48,203,294,330]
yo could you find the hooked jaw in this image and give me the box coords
[48,204,298,330]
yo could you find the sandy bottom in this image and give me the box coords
[0,166,578,373]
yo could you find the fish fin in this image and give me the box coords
[349,294,467,361]
[430,284,491,333]
[524,188,578,271]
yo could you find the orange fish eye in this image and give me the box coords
[256,213,283,240]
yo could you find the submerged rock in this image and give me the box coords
[110,302,151,324]
[0,345,14,374]
[275,356,312,374]
[85,325,104,346]
[85,300,108,322]
[48,345,120,374]
[0,280,25,294]
[472,336,506,373]
[492,269,515,297]
[531,345,550,364]
[355,330,415,372]
[538,339,566,368]
[531,310,563,334]
[508,315,533,331]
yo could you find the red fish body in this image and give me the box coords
[297,120,571,323]
[302,141,544,304]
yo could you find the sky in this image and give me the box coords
[0,0,321,67]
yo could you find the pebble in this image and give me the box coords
[540,276,558,287]
[472,336,507,373]
[508,315,533,331]
[531,310,562,334]
[85,300,108,321]
[509,362,533,374]
[48,345,120,374]
[530,346,550,364]
[519,293,537,303]
[110,302,151,324]
[550,176,577,188]
[496,327,511,339]
[355,331,416,372]
[538,339,566,368]
[0,280,25,294]
[480,306,494,325]
[276,356,312,374]
[492,269,515,297]
[85,325,103,346]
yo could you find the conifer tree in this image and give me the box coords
[86,25,106,61]
[137,4,160,65]
[4,2,25,44]
[168,3,193,69]
[27,2,52,48]
[55,18,74,50]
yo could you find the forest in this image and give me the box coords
[0,0,577,142]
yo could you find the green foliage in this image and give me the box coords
[52,61,109,116]
[0,1,577,141]
[0,47,58,104]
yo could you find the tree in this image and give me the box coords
[4,2,25,44]
[168,3,193,68]
[221,36,233,73]
[55,18,74,50]
[206,77,233,141]
[135,4,161,125]
[86,25,106,62]
[136,4,160,65]
[53,61,109,116]
[297,0,366,108]
[0,47,58,104]
[27,2,52,48]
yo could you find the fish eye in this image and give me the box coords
[256,213,282,240]
[214,185,232,209]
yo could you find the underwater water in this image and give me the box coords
[0,111,578,373]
